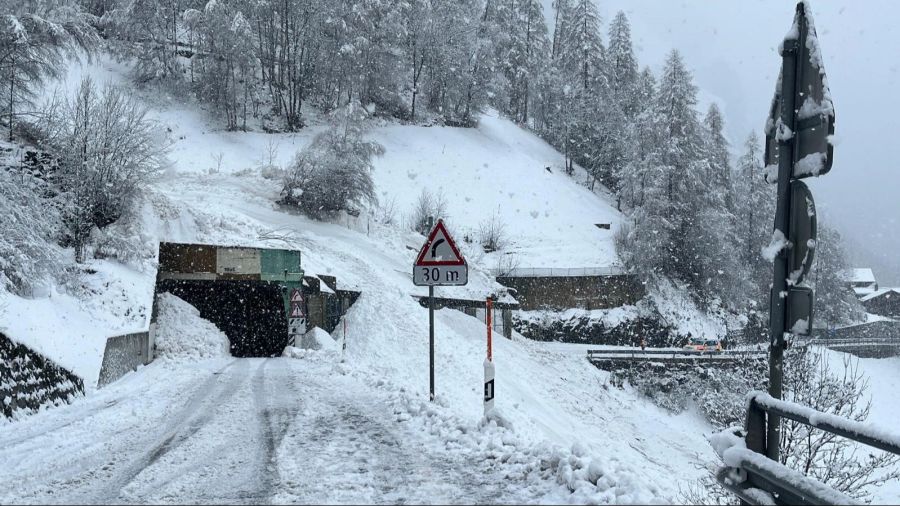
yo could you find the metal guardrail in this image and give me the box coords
[587,348,767,361]
[806,337,900,347]
[716,392,900,505]
[495,266,627,278]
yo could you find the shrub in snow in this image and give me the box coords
[154,293,231,361]
[477,209,506,253]
[407,188,448,235]
[281,102,383,220]
[41,77,165,263]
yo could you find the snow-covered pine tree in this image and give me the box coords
[704,104,735,215]
[734,131,775,306]
[616,66,660,211]
[700,102,745,306]
[491,0,549,124]
[653,49,708,289]
[317,0,406,116]
[555,0,605,92]
[813,224,864,326]
[605,11,639,119]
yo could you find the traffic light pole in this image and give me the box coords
[767,29,802,463]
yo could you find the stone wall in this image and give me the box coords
[817,320,900,340]
[1,332,84,419]
[512,308,679,347]
[496,274,644,311]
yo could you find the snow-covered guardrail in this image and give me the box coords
[494,266,627,278]
[712,391,900,505]
[586,348,767,361]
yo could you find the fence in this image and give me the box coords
[716,392,900,505]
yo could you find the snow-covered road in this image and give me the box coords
[0,356,561,504]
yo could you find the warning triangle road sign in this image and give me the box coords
[415,219,466,266]
[290,288,303,303]
[290,303,304,318]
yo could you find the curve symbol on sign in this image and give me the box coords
[431,239,445,259]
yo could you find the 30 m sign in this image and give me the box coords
[413,220,468,286]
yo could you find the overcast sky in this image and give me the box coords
[545,1,900,284]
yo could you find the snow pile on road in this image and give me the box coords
[154,293,230,361]
[298,327,338,351]
[389,385,667,504]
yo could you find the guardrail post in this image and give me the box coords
[745,395,767,456]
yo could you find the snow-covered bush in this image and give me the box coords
[154,293,231,361]
[478,209,507,253]
[41,77,165,262]
[407,188,448,235]
[0,168,67,295]
[609,356,767,428]
[281,103,383,220]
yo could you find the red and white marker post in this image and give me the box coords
[484,298,495,415]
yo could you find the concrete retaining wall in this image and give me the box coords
[97,331,151,388]
[497,274,644,311]
[1,332,84,419]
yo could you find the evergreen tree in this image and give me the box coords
[492,0,549,124]
[555,0,604,92]
[654,49,708,288]
[605,11,638,118]
[616,66,659,210]
[814,225,863,327]
[734,131,775,306]
[704,103,734,214]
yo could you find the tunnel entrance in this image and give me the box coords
[158,279,289,358]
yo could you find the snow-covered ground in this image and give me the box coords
[0,55,729,503]
[820,348,900,503]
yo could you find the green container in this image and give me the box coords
[260,249,303,282]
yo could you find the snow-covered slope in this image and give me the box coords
[1,56,719,502]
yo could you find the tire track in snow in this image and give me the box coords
[247,358,302,504]
[57,359,248,504]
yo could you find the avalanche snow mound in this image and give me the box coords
[298,326,338,351]
[154,293,230,361]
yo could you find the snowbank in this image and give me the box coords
[153,293,230,361]
[298,327,338,351]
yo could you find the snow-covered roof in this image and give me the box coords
[860,287,900,303]
[854,286,877,297]
[845,268,876,284]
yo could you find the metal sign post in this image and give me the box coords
[413,219,468,402]
[763,2,835,462]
